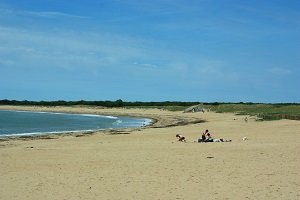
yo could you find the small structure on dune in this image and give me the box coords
[184,104,208,113]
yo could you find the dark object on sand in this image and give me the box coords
[176,134,186,142]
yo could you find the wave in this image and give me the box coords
[0,129,101,138]
[143,119,152,125]
[75,114,119,119]
[3,109,119,119]
[114,119,123,124]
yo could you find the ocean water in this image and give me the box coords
[0,110,151,137]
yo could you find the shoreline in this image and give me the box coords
[0,105,205,141]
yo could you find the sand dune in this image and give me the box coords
[0,106,299,199]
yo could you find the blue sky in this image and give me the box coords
[0,0,299,102]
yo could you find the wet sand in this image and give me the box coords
[0,105,299,199]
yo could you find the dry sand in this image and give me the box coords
[0,105,299,200]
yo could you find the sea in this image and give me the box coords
[0,110,151,137]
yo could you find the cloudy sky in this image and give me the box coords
[0,0,299,102]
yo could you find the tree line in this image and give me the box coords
[0,99,200,107]
[0,99,298,108]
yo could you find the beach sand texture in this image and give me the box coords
[0,106,299,200]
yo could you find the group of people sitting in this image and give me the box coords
[176,129,231,143]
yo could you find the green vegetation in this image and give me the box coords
[125,105,186,111]
[202,103,300,121]
[1,99,299,120]
[0,99,199,110]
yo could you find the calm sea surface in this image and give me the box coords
[0,110,151,137]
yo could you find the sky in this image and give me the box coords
[0,0,299,103]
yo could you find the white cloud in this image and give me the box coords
[23,11,89,19]
[0,7,89,19]
[270,67,292,75]
[133,62,160,71]
[0,25,146,71]
[0,59,15,66]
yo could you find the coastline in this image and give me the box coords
[0,105,205,140]
[0,105,299,199]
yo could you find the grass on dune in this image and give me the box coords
[204,104,300,120]
[126,104,300,121]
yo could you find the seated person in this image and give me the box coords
[198,129,209,142]
[176,134,186,142]
[198,130,232,143]
[198,132,207,143]
[206,133,214,142]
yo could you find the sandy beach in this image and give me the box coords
[0,105,299,200]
